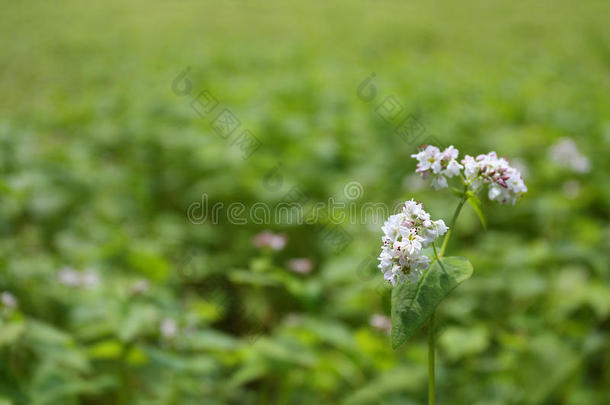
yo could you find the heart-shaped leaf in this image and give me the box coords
[391,256,473,349]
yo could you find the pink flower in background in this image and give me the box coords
[58,267,100,289]
[1,291,18,309]
[130,279,150,295]
[58,267,82,287]
[81,269,100,289]
[287,258,313,274]
[253,230,287,251]
[370,314,392,334]
[160,318,178,339]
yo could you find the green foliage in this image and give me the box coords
[391,257,473,349]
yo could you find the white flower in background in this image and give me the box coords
[549,138,591,173]
[58,267,82,287]
[287,258,313,274]
[160,318,178,339]
[1,291,18,309]
[378,200,448,285]
[253,231,287,251]
[130,279,150,295]
[58,267,101,289]
[81,269,100,289]
[460,152,527,205]
[412,145,463,190]
[370,314,392,334]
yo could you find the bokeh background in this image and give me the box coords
[1,1,610,404]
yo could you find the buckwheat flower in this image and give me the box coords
[422,219,448,245]
[397,228,424,254]
[58,267,82,287]
[370,314,392,334]
[253,231,287,251]
[461,155,483,190]
[412,145,463,189]
[130,279,150,295]
[549,138,591,173]
[160,318,178,339]
[378,200,448,285]
[412,145,442,174]
[1,291,18,309]
[381,214,403,242]
[461,152,527,205]
[287,258,313,274]
[81,269,100,289]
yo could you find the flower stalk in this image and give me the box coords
[428,311,436,405]
[438,192,467,258]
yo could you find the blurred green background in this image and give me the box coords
[1,0,610,404]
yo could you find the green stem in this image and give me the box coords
[438,194,467,258]
[428,190,470,403]
[428,311,436,405]
[432,243,447,274]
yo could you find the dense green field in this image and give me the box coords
[1,1,609,404]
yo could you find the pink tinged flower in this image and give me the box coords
[58,267,101,289]
[130,279,150,294]
[81,269,100,289]
[370,314,392,334]
[253,231,287,251]
[412,145,463,189]
[431,175,448,190]
[442,145,459,160]
[463,151,527,205]
[1,291,18,309]
[445,159,463,177]
[58,267,81,287]
[287,258,313,274]
[160,318,178,339]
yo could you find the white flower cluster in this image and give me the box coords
[548,138,591,173]
[412,145,527,205]
[378,200,448,285]
[411,145,463,190]
[58,267,100,289]
[462,152,527,205]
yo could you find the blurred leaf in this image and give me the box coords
[439,326,489,361]
[181,330,237,351]
[88,340,123,359]
[118,304,157,342]
[342,365,426,405]
[391,257,473,349]
[0,322,25,347]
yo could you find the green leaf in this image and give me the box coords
[466,191,487,230]
[391,256,473,349]
[0,322,25,347]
